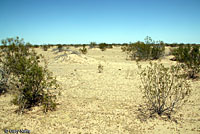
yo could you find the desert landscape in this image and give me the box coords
[0,45,199,134]
[1,0,200,133]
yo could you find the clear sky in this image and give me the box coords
[0,0,200,44]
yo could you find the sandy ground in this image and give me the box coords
[0,46,200,134]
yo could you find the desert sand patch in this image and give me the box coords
[0,46,199,134]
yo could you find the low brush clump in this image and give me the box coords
[0,37,61,114]
[41,45,50,51]
[57,44,63,52]
[137,62,191,119]
[98,43,113,51]
[98,64,103,73]
[171,45,200,79]
[99,43,107,51]
[89,42,97,49]
[79,45,88,54]
[122,36,165,61]
[0,67,8,95]
[33,45,40,48]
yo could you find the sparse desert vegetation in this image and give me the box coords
[0,37,200,134]
[1,0,199,133]
[171,44,200,78]
[79,45,88,54]
[0,37,61,114]
[122,36,165,61]
[137,62,191,119]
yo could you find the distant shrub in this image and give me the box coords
[121,45,127,52]
[41,45,49,51]
[171,45,191,62]
[79,45,87,54]
[112,43,122,47]
[25,43,32,48]
[99,43,107,51]
[90,42,97,49]
[98,64,103,73]
[165,43,179,47]
[0,68,8,95]
[0,37,60,114]
[33,45,40,48]
[137,62,191,118]
[98,43,112,49]
[74,45,80,48]
[107,44,113,49]
[57,44,63,52]
[132,41,152,60]
[47,44,54,48]
[171,45,200,78]
[65,46,70,50]
[151,41,165,60]
[122,36,165,61]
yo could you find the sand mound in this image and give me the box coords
[54,51,97,64]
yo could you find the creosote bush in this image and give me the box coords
[0,37,60,114]
[150,41,165,60]
[99,43,108,51]
[90,42,97,49]
[41,45,50,51]
[0,68,8,95]
[171,45,200,78]
[98,64,103,73]
[57,44,63,52]
[33,45,40,48]
[137,62,191,118]
[79,45,87,54]
[122,36,165,61]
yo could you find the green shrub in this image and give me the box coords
[151,41,165,60]
[99,43,107,51]
[74,45,80,48]
[137,62,191,118]
[0,37,60,114]
[98,64,103,73]
[107,44,113,49]
[0,68,8,95]
[171,45,200,78]
[90,42,97,48]
[170,43,179,47]
[57,44,63,52]
[171,45,190,62]
[122,37,165,61]
[121,45,128,52]
[33,45,40,48]
[133,41,152,60]
[79,45,87,54]
[122,41,152,60]
[41,45,49,51]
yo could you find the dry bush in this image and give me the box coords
[0,68,8,95]
[137,62,191,119]
[98,64,103,73]
[33,45,40,48]
[89,42,97,49]
[99,43,107,51]
[79,45,87,54]
[41,45,50,51]
[57,44,63,52]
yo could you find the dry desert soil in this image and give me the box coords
[0,46,200,134]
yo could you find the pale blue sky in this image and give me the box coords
[0,0,200,44]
